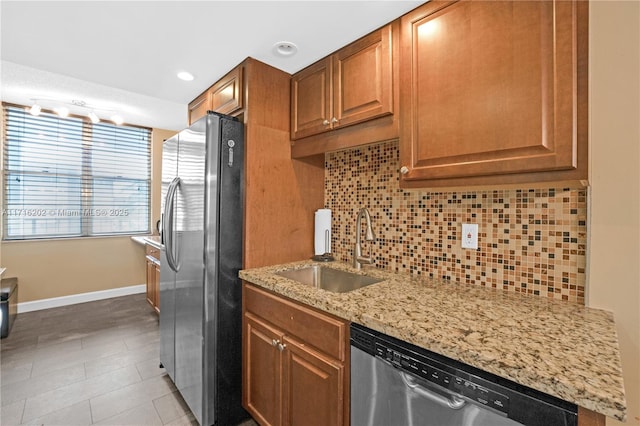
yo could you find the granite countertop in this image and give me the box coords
[239,260,627,422]
[130,235,163,250]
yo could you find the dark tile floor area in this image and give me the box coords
[0,294,257,426]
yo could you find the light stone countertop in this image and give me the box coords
[239,260,627,422]
[130,235,163,250]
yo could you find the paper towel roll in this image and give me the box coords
[314,209,331,255]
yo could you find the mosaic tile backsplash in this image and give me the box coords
[325,140,587,304]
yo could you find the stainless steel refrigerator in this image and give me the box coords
[159,112,247,426]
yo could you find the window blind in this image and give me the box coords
[2,104,151,240]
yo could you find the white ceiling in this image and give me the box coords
[1,1,424,131]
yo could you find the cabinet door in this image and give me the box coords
[153,262,160,313]
[333,24,393,129]
[210,66,243,115]
[188,91,209,125]
[244,313,284,426]
[399,0,581,181]
[282,336,345,426]
[145,259,155,308]
[291,58,332,140]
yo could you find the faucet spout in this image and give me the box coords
[353,208,376,270]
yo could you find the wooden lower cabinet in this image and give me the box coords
[145,245,160,313]
[283,336,344,426]
[245,314,283,426]
[577,407,605,426]
[242,283,349,426]
[152,262,159,312]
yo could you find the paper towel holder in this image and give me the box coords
[312,230,335,262]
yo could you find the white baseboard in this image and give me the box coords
[17,284,146,313]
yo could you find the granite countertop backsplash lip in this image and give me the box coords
[239,260,627,422]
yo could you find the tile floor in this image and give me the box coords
[0,294,257,426]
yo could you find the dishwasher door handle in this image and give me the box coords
[400,371,466,410]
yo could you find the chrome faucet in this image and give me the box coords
[353,207,376,270]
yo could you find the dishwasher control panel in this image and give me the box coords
[377,343,510,415]
[350,323,578,426]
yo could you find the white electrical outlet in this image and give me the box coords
[462,223,479,250]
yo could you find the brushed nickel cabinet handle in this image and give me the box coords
[277,343,287,351]
[322,119,330,126]
[331,117,339,124]
[271,339,279,347]
[400,166,409,175]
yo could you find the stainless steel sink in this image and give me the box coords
[276,265,383,293]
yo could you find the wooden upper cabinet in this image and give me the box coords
[187,65,244,125]
[188,91,209,125]
[399,0,588,187]
[210,66,244,116]
[333,24,393,130]
[291,24,394,140]
[290,59,332,140]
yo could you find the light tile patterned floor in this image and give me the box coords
[0,294,257,426]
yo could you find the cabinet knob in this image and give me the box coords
[322,119,330,126]
[331,117,339,124]
[271,339,279,347]
[400,166,410,175]
[277,342,287,352]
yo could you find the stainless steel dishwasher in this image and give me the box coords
[350,323,577,426]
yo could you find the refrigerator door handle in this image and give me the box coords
[163,177,181,272]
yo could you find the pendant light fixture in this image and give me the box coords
[110,115,124,125]
[29,103,42,116]
[27,97,124,125]
[54,107,69,118]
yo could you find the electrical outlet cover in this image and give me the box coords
[462,223,479,250]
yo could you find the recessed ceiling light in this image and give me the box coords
[177,71,195,81]
[273,41,298,57]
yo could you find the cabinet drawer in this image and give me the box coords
[243,283,347,361]
[146,245,160,260]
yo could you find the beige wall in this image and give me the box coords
[588,2,640,425]
[2,236,146,302]
[1,127,175,304]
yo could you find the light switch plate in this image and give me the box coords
[462,223,479,250]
